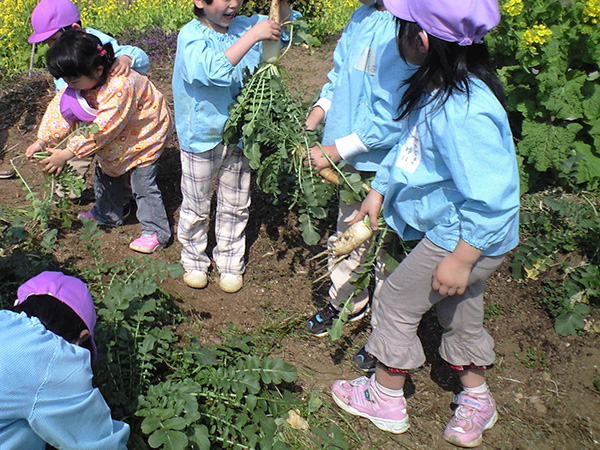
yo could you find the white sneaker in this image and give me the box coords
[183,270,208,289]
[219,273,243,293]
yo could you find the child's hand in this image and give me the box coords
[432,240,482,296]
[250,19,281,43]
[110,56,133,77]
[348,189,383,231]
[25,139,46,161]
[39,148,74,175]
[308,144,340,172]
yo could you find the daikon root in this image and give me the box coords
[319,167,371,193]
[262,0,281,63]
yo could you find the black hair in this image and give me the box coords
[193,0,213,19]
[396,19,506,120]
[46,29,115,87]
[13,294,92,353]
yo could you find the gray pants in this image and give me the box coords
[366,238,505,370]
[91,162,171,244]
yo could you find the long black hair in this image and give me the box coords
[13,294,92,353]
[47,29,115,87]
[396,19,506,120]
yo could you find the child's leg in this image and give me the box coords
[213,145,251,276]
[90,164,125,226]
[129,161,171,244]
[177,149,218,273]
[434,254,504,448]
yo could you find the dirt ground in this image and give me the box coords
[0,39,599,450]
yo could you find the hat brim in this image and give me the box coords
[382,0,413,21]
[28,28,60,43]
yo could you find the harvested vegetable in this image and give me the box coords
[262,0,281,63]
[224,25,368,245]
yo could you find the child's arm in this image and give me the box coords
[225,20,282,66]
[432,240,483,296]
[305,105,325,131]
[86,28,150,75]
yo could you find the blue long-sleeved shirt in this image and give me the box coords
[316,5,416,172]
[0,310,129,450]
[53,27,150,92]
[172,12,300,154]
[372,77,520,256]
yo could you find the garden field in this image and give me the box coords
[1,1,600,449]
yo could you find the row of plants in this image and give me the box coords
[0,196,352,449]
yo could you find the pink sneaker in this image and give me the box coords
[444,390,497,448]
[331,375,409,434]
[129,233,163,254]
[78,210,99,223]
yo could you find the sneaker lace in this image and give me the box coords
[319,304,340,321]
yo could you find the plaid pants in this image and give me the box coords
[177,145,251,275]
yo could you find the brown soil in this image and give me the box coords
[0,41,598,450]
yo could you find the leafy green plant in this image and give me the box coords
[515,345,549,368]
[513,189,599,335]
[488,0,600,191]
[223,28,346,245]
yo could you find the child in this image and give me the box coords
[172,0,299,293]
[0,271,129,449]
[25,30,172,254]
[26,0,150,196]
[331,0,520,447]
[304,0,415,370]
[28,0,149,91]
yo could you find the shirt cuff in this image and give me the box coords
[313,97,331,117]
[335,133,368,160]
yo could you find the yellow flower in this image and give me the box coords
[583,0,600,23]
[503,0,523,17]
[521,24,553,53]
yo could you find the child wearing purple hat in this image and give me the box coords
[23,0,150,200]
[25,30,172,254]
[330,0,520,447]
[0,271,129,449]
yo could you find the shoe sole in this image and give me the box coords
[331,391,410,434]
[444,410,497,448]
[129,243,164,254]
[307,305,371,337]
[183,277,208,289]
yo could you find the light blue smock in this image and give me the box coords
[172,12,301,154]
[0,310,130,450]
[319,5,416,172]
[372,77,520,256]
[53,27,150,92]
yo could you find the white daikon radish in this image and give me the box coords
[262,0,281,63]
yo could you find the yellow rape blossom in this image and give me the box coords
[503,0,523,17]
[521,24,553,53]
[583,0,600,23]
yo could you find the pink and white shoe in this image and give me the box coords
[444,390,497,448]
[78,210,99,223]
[129,233,163,254]
[331,375,409,434]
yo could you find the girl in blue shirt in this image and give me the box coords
[330,0,520,447]
[172,0,299,293]
[0,271,129,450]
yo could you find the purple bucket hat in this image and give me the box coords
[15,271,98,362]
[28,0,80,44]
[60,88,98,124]
[383,0,500,46]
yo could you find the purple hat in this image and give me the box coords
[383,0,500,46]
[60,88,98,124]
[28,0,80,44]
[15,271,97,362]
